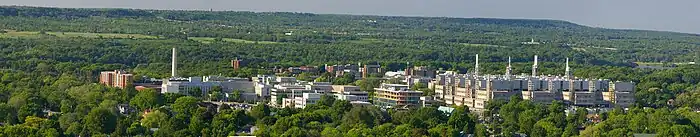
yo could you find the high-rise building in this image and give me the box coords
[99,70,133,89]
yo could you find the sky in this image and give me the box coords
[2,0,699,34]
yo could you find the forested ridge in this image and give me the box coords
[0,6,700,137]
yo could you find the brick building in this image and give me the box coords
[232,58,242,70]
[99,70,133,88]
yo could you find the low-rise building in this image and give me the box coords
[255,83,271,98]
[161,76,255,99]
[362,64,383,78]
[325,64,361,78]
[350,101,373,107]
[295,93,322,108]
[331,85,369,102]
[275,77,297,84]
[305,82,333,93]
[421,96,438,107]
[405,66,437,78]
[281,98,295,108]
[335,91,370,102]
[406,76,433,88]
[270,84,306,105]
[604,81,636,107]
[373,84,423,108]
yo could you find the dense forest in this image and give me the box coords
[0,6,700,137]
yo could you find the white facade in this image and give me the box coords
[294,93,322,108]
[255,83,271,97]
[431,73,637,111]
[161,76,254,95]
[281,98,295,108]
[335,91,369,102]
[270,84,306,105]
[276,77,297,84]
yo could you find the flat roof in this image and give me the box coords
[374,88,422,93]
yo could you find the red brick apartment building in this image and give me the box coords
[99,70,133,88]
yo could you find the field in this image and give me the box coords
[0,31,40,38]
[0,30,159,39]
[188,37,280,44]
[459,43,506,48]
[46,32,159,39]
[346,38,385,44]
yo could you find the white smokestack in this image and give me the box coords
[172,48,177,77]
[566,58,572,79]
[475,54,479,75]
[506,56,512,78]
[532,55,538,76]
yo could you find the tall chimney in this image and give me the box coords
[565,58,572,79]
[172,48,177,77]
[506,56,512,79]
[532,55,538,77]
[475,54,479,76]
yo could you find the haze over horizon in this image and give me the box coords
[2,0,699,34]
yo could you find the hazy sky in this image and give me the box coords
[2,0,699,34]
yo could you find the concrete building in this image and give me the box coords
[362,64,383,78]
[406,76,433,88]
[161,76,255,97]
[252,75,275,98]
[421,96,438,107]
[430,55,637,111]
[99,70,133,89]
[325,64,361,78]
[330,85,369,102]
[373,84,423,108]
[275,77,297,84]
[305,82,333,92]
[295,93,322,108]
[384,71,406,78]
[605,81,636,107]
[253,75,275,85]
[350,101,373,107]
[281,98,295,108]
[270,84,307,105]
[405,65,437,78]
[287,66,318,75]
[269,82,334,106]
[255,83,271,98]
[335,93,369,102]
[331,85,361,94]
[162,48,259,102]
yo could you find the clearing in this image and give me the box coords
[0,30,159,39]
[459,43,506,48]
[188,37,280,44]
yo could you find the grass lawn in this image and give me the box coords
[0,30,159,39]
[346,38,384,44]
[0,31,41,38]
[188,37,279,44]
[459,43,506,48]
[46,32,158,39]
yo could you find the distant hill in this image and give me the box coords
[0,6,698,66]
